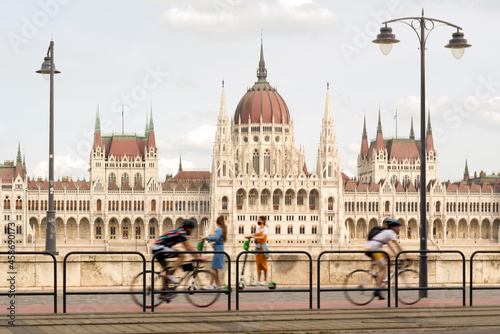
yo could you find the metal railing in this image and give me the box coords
[235,250,313,310]
[470,250,500,306]
[150,250,231,312]
[394,250,466,307]
[317,250,391,308]
[63,251,146,313]
[0,251,57,313]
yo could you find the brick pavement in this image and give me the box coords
[1,305,500,333]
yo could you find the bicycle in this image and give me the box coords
[343,257,423,306]
[130,259,221,308]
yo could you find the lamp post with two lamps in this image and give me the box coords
[36,40,61,254]
[372,9,471,297]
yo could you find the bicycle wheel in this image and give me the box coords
[343,269,377,306]
[182,270,221,307]
[130,270,164,309]
[397,269,423,305]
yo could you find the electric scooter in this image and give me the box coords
[238,237,277,290]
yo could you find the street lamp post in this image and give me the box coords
[373,10,470,297]
[36,40,61,254]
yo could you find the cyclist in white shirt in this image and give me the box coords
[364,218,414,300]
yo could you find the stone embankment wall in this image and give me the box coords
[1,253,499,288]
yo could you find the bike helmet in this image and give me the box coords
[182,219,196,229]
[384,218,401,227]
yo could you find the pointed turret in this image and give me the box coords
[22,153,26,176]
[375,108,384,151]
[426,109,434,152]
[145,112,149,135]
[360,115,369,157]
[178,154,183,173]
[218,80,228,121]
[409,115,415,140]
[147,107,156,149]
[323,82,332,119]
[93,106,102,149]
[15,142,23,178]
[464,159,470,180]
[256,38,267,82]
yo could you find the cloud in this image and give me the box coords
[159,124,216,152]
[159,0,339,38]
[33,156,88,180]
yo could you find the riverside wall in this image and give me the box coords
[0,252,499,288]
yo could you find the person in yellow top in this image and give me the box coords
[246,216,270,286]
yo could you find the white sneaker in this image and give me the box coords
[166,275,180,284]
[250,281,260,286]
[259,281,268,286]
[202,284,215,290]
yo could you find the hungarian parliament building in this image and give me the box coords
[2,42,499,253]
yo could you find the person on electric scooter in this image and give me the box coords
[246,216,270,286]
[152,219,207,294]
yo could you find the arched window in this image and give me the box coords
[273,190,280,207]
[249,190,257,206]
[151,200,156,211]
[222,196,228,210]
[309,193,316,209]
[391,175,398,185]
[135,226,141,239]
[436,201,441,212]
[238,225,244,234]
[299,225,305,234]
[285,191,292,205]
[251,225,256,234]
[385,201,390,212]
[312,225,317,234]
[121,173,129,187]
[95,226,102,239]
[264,150,270,174]
[261,190,268,205]
[108,173,116,186]
[328,197,334,211]
[275,225,281,234]
[149,226,156,238]
[236,190,243,210]
[97,199,102,211]
[253,149,259,175]
[328,225,333,234]
[287,225,293,234]
[134,173,142,185]
[16,225,22,234]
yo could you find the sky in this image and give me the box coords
[1,0,499,183]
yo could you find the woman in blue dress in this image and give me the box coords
[200,215,227,289]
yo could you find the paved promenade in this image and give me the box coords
[1,306,500,333]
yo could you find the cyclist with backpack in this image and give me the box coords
[152,219,207,293]
[364,218,414,300]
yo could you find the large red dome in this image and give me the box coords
[234,82,290,125]
[233,41,290,125]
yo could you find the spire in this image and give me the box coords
[22,153,26,175]
[149,106,154,131]
[464,159,470,180]
[178,154,183,173]
[377,107,382,134]
[16,142,22,163]
[145,111,149,135]
[323,82,332,119]
[362,114,367,140]
[426,108,432,135]
[375,108,384,151]
[256,36,267,82]
[426,108,434,152]
[218,79,228,120]
[95,106,101,131]
[93,105,102,149]
[409,114,415,139]
[360,115,369,157]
